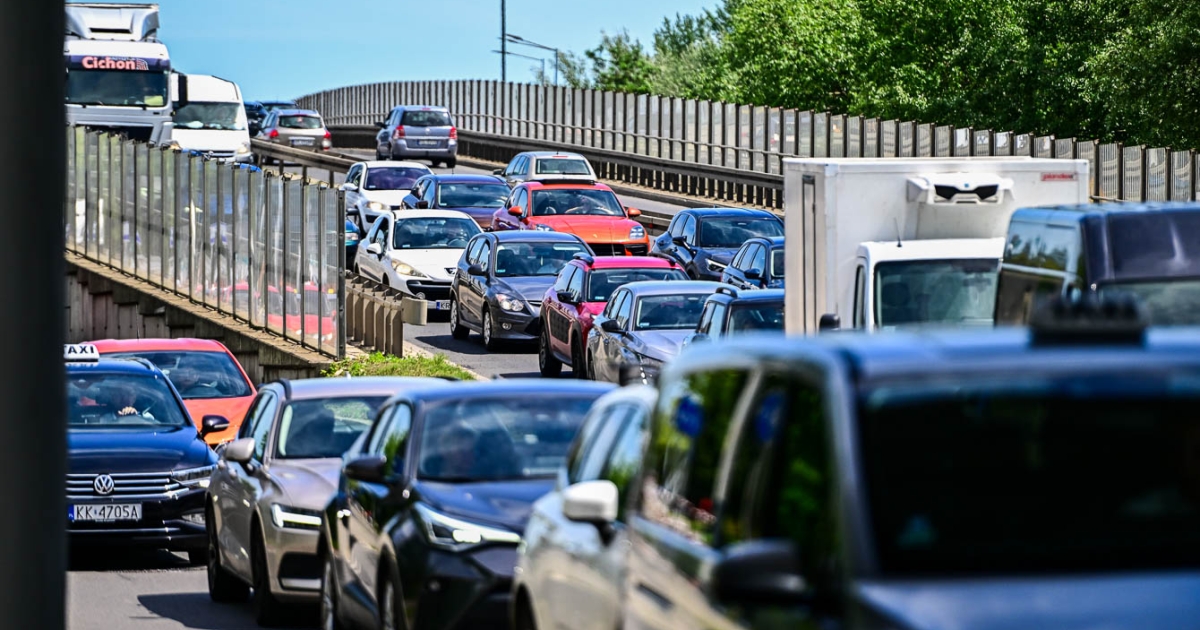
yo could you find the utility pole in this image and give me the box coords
[500,0,507,82]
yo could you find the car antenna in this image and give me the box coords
[894,218,903,248]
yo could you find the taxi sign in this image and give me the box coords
[64,344,101,362]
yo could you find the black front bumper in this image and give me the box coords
[491,307,541,341]
[67,490,206,551]
[411,545,517,630]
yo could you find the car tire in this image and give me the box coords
[571,335,587,379]
[586,350,597,381]
[206,511,249,603]
[449,296,469,340]
[446,158,457,169]
[377,567,401,630]
[320,549,346,630]
[538,325,562,378]
[515,597,538,630]
[188,548,207,566]
[375,148,386,161]
[252,528,286,627]
[483,308,501,351]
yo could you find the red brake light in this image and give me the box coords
[449,127,457,140]
[393,126,405,140]
[324,130,332,139]
[268,129,278,139]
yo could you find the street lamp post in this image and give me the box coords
[506,33,560,85]
[492,49,546,83]
[500,0,507,82]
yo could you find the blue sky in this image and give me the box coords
[142,0,715,101]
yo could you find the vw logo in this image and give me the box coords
[93,474,115,496]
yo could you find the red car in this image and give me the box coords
[491,178,650,256]
[538,253,688,377]
[90,338,256,445]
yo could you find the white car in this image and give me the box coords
[340,160,433,227]
[511,384,656,630]
[355,209,482,310]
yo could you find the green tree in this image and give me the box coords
[585,30,656,93]
[650,10,731,99]
[533,51,593,89]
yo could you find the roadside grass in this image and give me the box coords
[322,352,479,381]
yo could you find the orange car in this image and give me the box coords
[89,338,256,445]
[490,177,649,256]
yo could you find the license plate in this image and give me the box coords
[432,300,449,311]
[70,504,142,522]
[416,140,439,147]
[291,138,314,146]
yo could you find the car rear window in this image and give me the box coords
[586,268,689,302]
[104,350,253,399]
[278,115,323,130]
[535,158,591,175]
[401,110,452,127]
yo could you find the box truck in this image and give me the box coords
[783,158,1090,335]
[168,74,253,163]
[65,3,172,144]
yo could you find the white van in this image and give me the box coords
[167,74,252,163]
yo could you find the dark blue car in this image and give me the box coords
[65,343,226,563]
[650,208,784,280]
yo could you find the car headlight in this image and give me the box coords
[270,504,322,530]
[629,225,645,240]
[171,465,216,489]
[534,224,554,232]
[391,259,429,278]
[415,503,520,550]
[236,141,251,155]
[367,201,386,211]
[345,232,360,244]
[496,293,525,312]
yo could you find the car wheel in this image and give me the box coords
[377,568,401,630]
[483,308,501,351]
[586,350,597,381]
[206,510,249,603]
[381,276,390,288]
[252,529,286,627]
[445,158,457,169]
[375,149,386,161]
[571,335,587,378]
[320,550,345,630]
[449,296,469,340]
[515,597,538,630]
[188,548,207,566]
[538,325,562,378]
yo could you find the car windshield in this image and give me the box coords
[417,396,596,482]
[400,110,452,127]
[535,158,591,175]
[770,249,785,278]
[104,350,252,399]
[393,217,479,249]
[697,217,783,248]
[875,258,999,329]
[364,167,428,191]
[586,268,688,302]
[67,372,190,429]
[278,115,323,129]
[858,371,1200,576]
[65,70,168,107]
[634,293,709,330]
[1097,280,1200,325]
[728,302,785,332]
[275,396,388,459]
[532,189,624,217]
[495,242,589,277]
[437,182,510,208]
[173,102,245,131]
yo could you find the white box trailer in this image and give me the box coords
[783,157,1090,334]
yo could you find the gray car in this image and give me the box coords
[586,280,724,383]
[204,376,448,626]
[374,105,458,167]
[495,151,596,188]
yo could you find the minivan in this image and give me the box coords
[374,105,458,167]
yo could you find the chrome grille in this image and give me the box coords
[66,472,183,500]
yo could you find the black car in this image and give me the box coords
[650,208,784,280]
[402,174,511,230]
[319,379,615,630]
[65,343,227,563]
[450,232,593,350]
[682,285,784,349]
[721,235,785,290]
[244,101,264,135]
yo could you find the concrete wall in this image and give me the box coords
[65,254,333,384]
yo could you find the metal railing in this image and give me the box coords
[64,126,348,358]
[297,80,1200,208]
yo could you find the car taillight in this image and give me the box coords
[324,130,332,139]
[393,126,405,140]
[449,127,457,140]
[268,129,278,138]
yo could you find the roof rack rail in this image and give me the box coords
[572,252,595,264]
[1030,294,1147,346]
[714,285,739,298]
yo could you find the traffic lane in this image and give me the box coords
[68,549,310,630]
[407,313,542,380]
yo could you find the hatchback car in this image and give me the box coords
[355,210,482,310]
[342,160,435,226]
[539,254,689,378]
[374,105,458,167]
[652,208,784,280]
[492,179,649,257]
[494,151,596,188]
[402,174,511,228]
[205,377,446,626]
[256,108,332,158]
[91,338,256,445]
[586,281,723,383]
[721,236,785,290]
[319,379,615,630]
[449,231,593,350]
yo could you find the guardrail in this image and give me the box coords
[298,79,1200,208]
[65,126,348,358]
[345,274,428,357]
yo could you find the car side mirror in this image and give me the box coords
[626,207,641,218]
[507,206,523,217]
[562,479,619,545]
[467,264,487,277]
[375,121,386,129]
[745,268,762,281]
[341,182,359,193]
[818,313,841,332]
[671,235,689,247]
[200,415,230,437]
[344,455,387,484]
[710,539,810,606]
[688,332,710,345]
[415,200,430,209]
[599,318,621,334]
[366,243,383,256]
[556,290,577,304]
[223,437,255,464]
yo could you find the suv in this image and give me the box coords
[995,202,1200,326]
[494,151,596,188]
[492,179,649,257]
[722,236,785,289]
[373,105,458,167]
[682,285,784,348]
[538,254,687,378]
[651,208,784,280]
[256,108,331,158]
[615,297,1200,629]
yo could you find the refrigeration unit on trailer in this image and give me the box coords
[783,157,1090,334]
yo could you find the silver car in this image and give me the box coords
[495,151,597,188]
[374,105,458,167]
[204,376,448,626]
[256,108,332,162]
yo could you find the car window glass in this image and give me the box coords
[364,217,380,244]
[565,404,610,484]
[854,264,866,328]
[696,302,715,334]
[365,405,397,456]
[603,290,625,318]
[465,237,485,266]
[669,215,685,238]
[381,404,413,477]
[252,393,279,461]
[601,406,648,521]
[477,242,492,272]
[347,165,361,186]
[238,393,268,439]
[275,396,386,459]
[731,245,749,269]
[553,265,577,292]
[514,189,528,212]
[615,291,634,328]
[577,405,633,482]
[375,218,391,248]
[750,245,768,272]
[710,302,729,335]
[567,266,585,296]
[682,215,697,244]
[400,109,452,127]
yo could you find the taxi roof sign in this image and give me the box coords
[64,344,101,362]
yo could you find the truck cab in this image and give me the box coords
[167,74,252,163]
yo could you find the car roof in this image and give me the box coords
[622,280,725,296]
[89,338,232,354]
[708,287,785,304]
[861,237,1006,262]
[393,104,450,112]
[267,376,452,401]
[524,181,614,192]
[361,161,431,170]
[426,174,505,184]
[273,109,321,117]
[751,236,787,248]
[1012,201,1200,228]
[260,100,296,106]
[585,256,679,270]
[684,208,779,219]
[522,151,588,159]
[489,231,586,244]
[392,378,615,406]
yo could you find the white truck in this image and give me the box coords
[65,3,173,144]
[783,157,1090,335]
[168,74,253,163]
